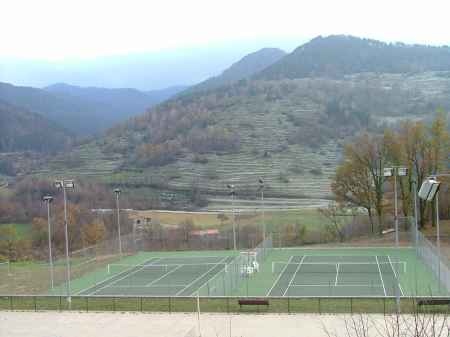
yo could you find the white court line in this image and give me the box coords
[145,265,183,286]
[335,263,340,286]
[283,256,305,296]
[176,256,228,296]
[103,284,188,288]
[77,258,161,295]
[290,284,384,287]
[266,256,294,296]
[387,255,404,296]
[376,256,387,296]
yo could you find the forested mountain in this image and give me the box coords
[0,82,186,135]
[0,100,72,153]
[256,35,450,80]
[29,36,450,199]
[185,48,286,94]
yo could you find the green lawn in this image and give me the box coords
[0,223,32,239]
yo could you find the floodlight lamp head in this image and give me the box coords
[418,178,441,202]
[42,195,53,203]
[397,167,408,177]
[383,168,393,177]
[64,180,75,189]
[259,178,264,184]
[54,181,63,189]
[114,188,121,195]
[227,184,234,189]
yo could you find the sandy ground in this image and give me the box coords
[0,311,354,337]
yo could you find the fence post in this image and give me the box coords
[288,297,290,314]
[113,297,116,312]
[350,298,353,314]
[227,297,229,313]
[140,297,143,312]
[383,298,386,315]
[34,296,37,312]
[318,298,321,314]
[86,297,89,312]
[169,297,172,314]
[9,296,12,310]
[59,296,62,311]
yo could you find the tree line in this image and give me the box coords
[332,111,449,232]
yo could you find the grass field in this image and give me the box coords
[0,223,32,239]
[131,209,340,231]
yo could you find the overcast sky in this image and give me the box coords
[1,0,449,61]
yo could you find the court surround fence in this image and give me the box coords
[411,223,450,293]
[0,295,448,314]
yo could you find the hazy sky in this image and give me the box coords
[1,0,450,90]
[1,0,449,61]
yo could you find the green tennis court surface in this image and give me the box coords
[268,255,405,297]
[53,247,446,298]
[77,255,235,296]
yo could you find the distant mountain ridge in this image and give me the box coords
[256,35,450,80]
[0,99,71,153]
[0,82,187,135]
[185,48,286,94]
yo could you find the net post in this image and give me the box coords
[107,264,110,274]
[272,262,274,273]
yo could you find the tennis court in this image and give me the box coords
[77,255,236,296]
[268,255,405,297]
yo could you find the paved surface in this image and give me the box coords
[0,311,378,337]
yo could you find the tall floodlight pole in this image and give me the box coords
[43,195,54,289]
[55,179,75,305]
[384,166,408,312]
[418,174,448,293]
[258,178,266,254]
[227,184,237,251]
[114,189,123,258]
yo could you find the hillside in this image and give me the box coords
[0,100,71,154]
[0,82,186,135]
[256,35,450,80]
[29,37,450,201]
[185,48,286,94]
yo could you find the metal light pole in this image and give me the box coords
[258,178,265,242]
[435,192,440,292]
[43,195,54,289]
[227,184,237,251]
[418,174,449,293]
[258,178,266,256]
[384,166,408,312]
[114,189,123,259]
[55,179,75,305]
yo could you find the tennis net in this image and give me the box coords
[272,261,407,274]
[107,262,229,275]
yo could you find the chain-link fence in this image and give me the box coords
[0,233,136,295]
[410,223,450,294]
[1,295,448,314]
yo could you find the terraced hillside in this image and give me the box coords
[33,71,450,202]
